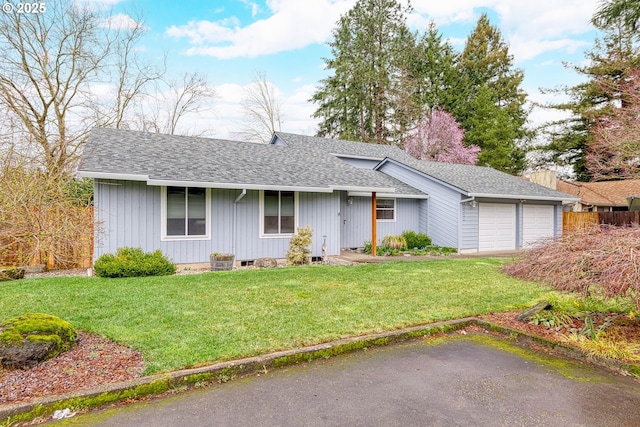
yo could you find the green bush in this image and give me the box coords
[401,231,432,249]
[94,247,176,278]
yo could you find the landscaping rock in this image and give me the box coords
[0,313,77,369]
[517,301,551,322]
[0,340,57,369]
[254,257,278,268]
[325,257,355,266]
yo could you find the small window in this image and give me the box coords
[163,186,209,239]
[262,190,296,236]
[376,198,395,221]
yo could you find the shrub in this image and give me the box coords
[382,235,407,250]
[94,247,176,278]
[401,231,432,249]
[286,226,313,265]
[503,225,640,309]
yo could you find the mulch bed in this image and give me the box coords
[0,331,144,405]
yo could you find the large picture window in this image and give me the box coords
[262,190,296,235]
[376,198,395,221]
[163,186,209,239]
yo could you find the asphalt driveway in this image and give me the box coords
[68,335,640,427]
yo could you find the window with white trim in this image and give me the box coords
[261,190,296,235]
[376,198,396,221]
[163,186,210,239]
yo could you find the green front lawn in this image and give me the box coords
[0,259,549,374]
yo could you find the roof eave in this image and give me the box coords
[470,192,581,203]
[348,191,429,199]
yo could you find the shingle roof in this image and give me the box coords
[79,128,425,196]
[557,179,640,207]
[274,132,577,201]
[80,128,577,202]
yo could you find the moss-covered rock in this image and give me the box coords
[0,313,77,369]
[0,266,26,281]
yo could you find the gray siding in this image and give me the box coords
[93,180,342,264]
[94,180,162,258]
[340,193,370,248]
[378,162,460,249]
[337,157,381,169]
[299,192,341,257]
[339,192,421,248]
[460,202,479,251]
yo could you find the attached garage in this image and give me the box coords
[522,204,555,247]
[478,203,516,251]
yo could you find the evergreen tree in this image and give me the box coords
[311,0,415,145]
[455,14,529,174]
[593,0,640,32]
[411,21,461,113]
[537,23,640,180]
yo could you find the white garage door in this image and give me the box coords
[479,203,516,251]
[522,204,555,247]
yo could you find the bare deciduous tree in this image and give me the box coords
[232,70,283,143]
[0,0,162,177]
[140,72,216,135]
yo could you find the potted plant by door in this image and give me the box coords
[210,253,235,271]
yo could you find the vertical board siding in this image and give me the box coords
[340,193,371,248]
[94,180,163,260]
[460,202,479,251]
[339,193,422,248]
[378,162,460,249]
[419,199,429,234]
[376,198,421,243]
[298,192,341,257]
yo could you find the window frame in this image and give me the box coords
[259,190,299,238]
[161,186,211,241]
[376,197,396,222]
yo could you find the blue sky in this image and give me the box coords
[98,0,602,139]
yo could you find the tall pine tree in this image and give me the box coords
[311,0,416,145]
[455,14,529,174]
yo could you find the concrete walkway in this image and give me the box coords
[71,335,640,427]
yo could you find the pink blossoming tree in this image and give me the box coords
[404,109,480,165]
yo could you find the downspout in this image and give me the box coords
[232,189,247,258]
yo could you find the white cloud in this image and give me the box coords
[165,0,354,59]
[100,13,142,30]
[411,0,599,62]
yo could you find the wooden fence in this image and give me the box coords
[0,207,94,270]
[563,211,640,234]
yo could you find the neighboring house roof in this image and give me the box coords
[557,179,640,208]
[79,128,426,197]
[274,132,577,202]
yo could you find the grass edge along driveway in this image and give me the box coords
[0,258,549,374]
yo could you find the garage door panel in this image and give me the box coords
[523,205,555,247]
[479,203,516,251]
